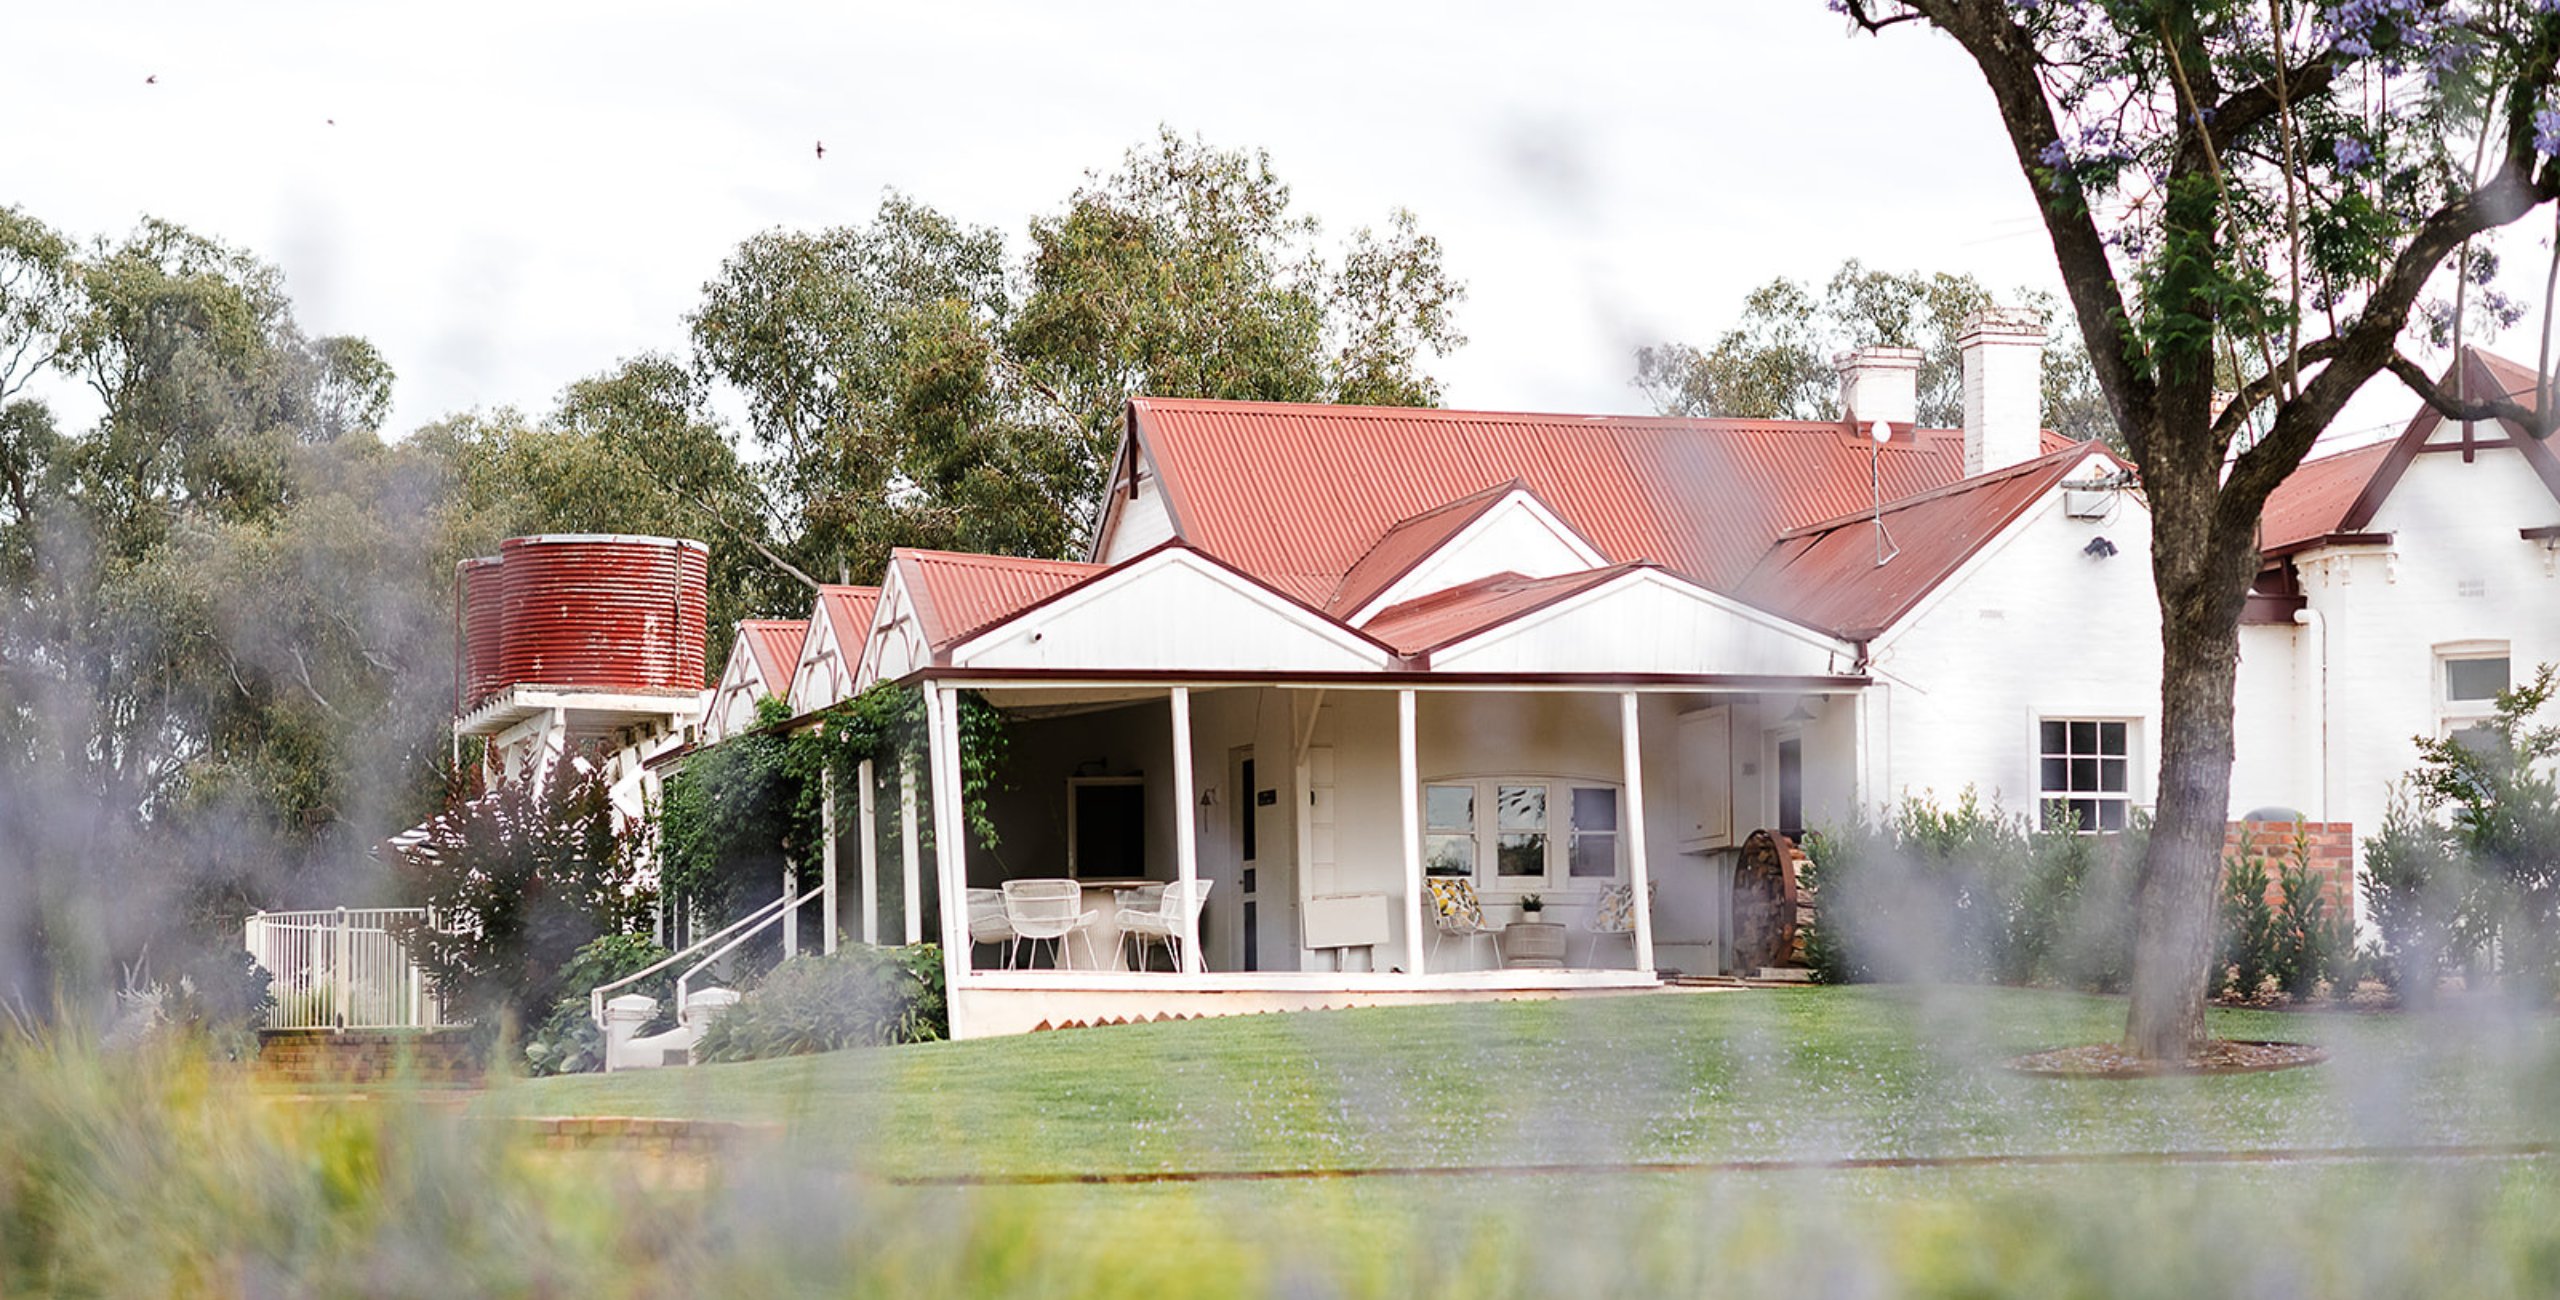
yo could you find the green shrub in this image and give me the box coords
[694,944,945,1062]
[523,935,678,1076]
[1802,790,2137,991]
[2218,854,2276,999]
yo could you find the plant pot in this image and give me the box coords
[1501,920,1568,968]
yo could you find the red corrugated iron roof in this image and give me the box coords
[2260,347,2554,556]
[812,586,880,658]
[1358,568,1635,656]
[1738,444,2105,639]
[2257,442,2389,554]
[1327,478,1534,617]
[735,619,809,688]
[892,549,1108,652]
[1130,398,2072,601]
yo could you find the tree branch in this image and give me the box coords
[2384,351,2546,433]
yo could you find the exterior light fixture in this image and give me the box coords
[2084,536,2118,558]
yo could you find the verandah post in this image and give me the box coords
[929,684,970,969]
[1171,686,1201,974]
[1621,691,1656,975]
[821,764,838,955]
[858,757,880,947]
[900,750,923,947]
[1399,689,1425,977]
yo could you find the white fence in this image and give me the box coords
[243,908,452,1030]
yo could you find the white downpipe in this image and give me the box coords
[1622,692,1656,975]
[1399,690,1425,977]
[1171,686,1202,974]
[821,765,838,955]
[858,757,880,947]
[781,863,797,961]
[2294,607,2328,822]
[900,750,923,946]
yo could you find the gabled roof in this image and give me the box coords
[889,549,1109,654]
[1128,397,2074,602]
[1359,568,1636,656]
[2260,347,2556,557]
[733,619,808,689]
[813,586,881,653]
[1737,443,2109,639]
[1328,480,1533,618]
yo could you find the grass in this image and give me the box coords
[502,985,2560,1176]
[14,986,2560,1296]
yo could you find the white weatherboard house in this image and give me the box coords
[753,307,2188,1039]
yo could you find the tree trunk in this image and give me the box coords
[2123,454,2255,1059]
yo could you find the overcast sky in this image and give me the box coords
[9,1,2507,445]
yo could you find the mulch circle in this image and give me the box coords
[2005,1039,2330,1079]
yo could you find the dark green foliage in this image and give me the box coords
[2218,855,2276,1000]
[388,771,647,1036]
[693,943,946,1061]
[2364,665,2560,1002]
[523,934,677,1076]
[2271,844,2356,1000]
[1802,790,2136,990]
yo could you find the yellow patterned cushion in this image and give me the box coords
[1426,878,1484,932]
[1592,883,1637,934]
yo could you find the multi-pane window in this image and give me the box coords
[2442,652,2510,753]
[2039,719,2129,832]
[1421,778,1621,885]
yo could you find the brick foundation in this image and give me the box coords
[255,1029,482,1087]
[2220,820,2355,912]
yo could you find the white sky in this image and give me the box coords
[10,1,2526,448]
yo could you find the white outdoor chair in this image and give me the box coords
[1425,877,1495,969]
[1579,881,1652,967]
[965,887,1018,967]
[1001,878,1102,970]
[1118,880,1211,972]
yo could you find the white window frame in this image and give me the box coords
[2035,716,2138,834]
[2437,642,2510,733]
[1419,775,1624,893]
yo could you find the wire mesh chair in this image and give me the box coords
[965,888,1018,967]
[1001,879,1101,969]
[1119,880,1212,972]
[1425,877,1495,969]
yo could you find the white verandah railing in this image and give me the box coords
[243,908,452,1030]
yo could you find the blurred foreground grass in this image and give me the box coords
[12,987,2560,1296]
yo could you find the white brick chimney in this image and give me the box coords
[1960,306,2047,476]
[1833,346,1921,430]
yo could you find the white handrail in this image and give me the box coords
[676,884,829,1017]
[590,890,795,1030]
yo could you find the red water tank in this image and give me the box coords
[491,535,709,695]
[456,555,506,712]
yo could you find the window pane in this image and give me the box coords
[1569,832,1616,877]
[2071,758,2097,791]
[2098,800,2127,831]
[2040,758,2068,792]
[2100,758,2127,793]
[2070,799,2098,832]
[2099,722,2127,756]
[2040,719,2066,753]
[1571,787,1617,833]
[2069,721,2097,753]
[1497,786,1546,832]
[2448,657,2510,702]
[1496,833,1546,876]
[1424,833,1474,876]
[1425,785,1474,832]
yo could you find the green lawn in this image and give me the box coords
[22,987,2560,1295]
[498,986,2560,1178]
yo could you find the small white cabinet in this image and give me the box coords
[1678,705,1733,851]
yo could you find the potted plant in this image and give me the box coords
[1519,894,1546,919]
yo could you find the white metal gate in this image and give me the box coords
[242,908,452,1029]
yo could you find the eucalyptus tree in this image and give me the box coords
[1837,0,2560,1057]
[1634,259,2111,442]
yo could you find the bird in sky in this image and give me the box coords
[145,74,157,84]
[815,140,826,160]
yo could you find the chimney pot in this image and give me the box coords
[1833,346,1923,429]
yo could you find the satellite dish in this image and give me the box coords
[1871,418,1891,445]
